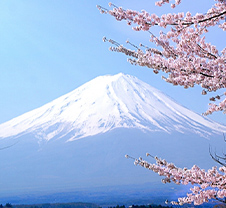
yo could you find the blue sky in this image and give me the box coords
[0,0,225,125]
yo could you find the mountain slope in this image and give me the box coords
[0,73,225,141]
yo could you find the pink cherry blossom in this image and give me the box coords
[97,0,226,115]
[125,154,226,205]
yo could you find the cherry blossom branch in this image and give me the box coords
[155,0,226,8]
[209,134,226,166]
[125,153,226,205]
[98,1,226,115]
[97,3,226,31]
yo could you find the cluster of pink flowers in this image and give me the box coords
[125,153,226,205]
[155,0,182,8]
[97,0,226,115]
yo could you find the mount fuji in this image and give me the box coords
[0,73,225,204]
[0,73,225,141]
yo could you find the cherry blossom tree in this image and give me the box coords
[125,153,226,206]
[97,0,226,206]
[97,0,226,116]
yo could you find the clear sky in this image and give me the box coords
[0,0,225,125]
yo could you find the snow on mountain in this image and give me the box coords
[0,73,225,141]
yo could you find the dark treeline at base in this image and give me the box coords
[2,202,225,208]
[0,203,172,208]
[2,203,173,208]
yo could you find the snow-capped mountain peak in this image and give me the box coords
[0,73,225,141]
